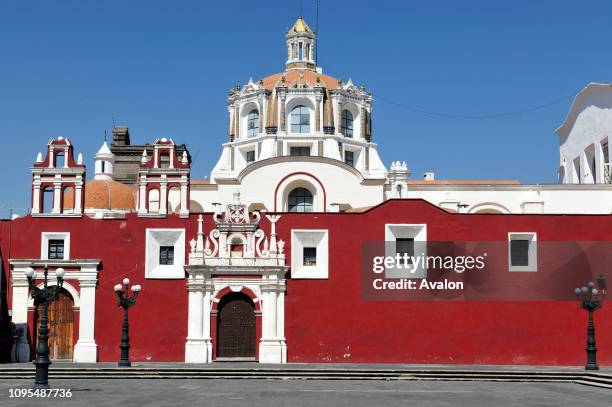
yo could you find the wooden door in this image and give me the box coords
[37,289,74,360]
[216,293,256,358]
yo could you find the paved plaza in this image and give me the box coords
[0,378,610,407]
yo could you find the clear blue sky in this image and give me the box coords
[1,0,611,217]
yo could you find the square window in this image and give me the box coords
[48,239,65,260]
[41,233,70,260]
[510,239,529,266]
[344,151,354,167]
[508,232,537,272]
[385,224,427,278]
[159,246,175,265]
[290,146,311,156]
[291,230,329,279]
[395,238,414,265]
[246,150,255,164]
[303,247,317,266]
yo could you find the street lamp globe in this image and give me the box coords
[588,281,595,289]
[55,268,66,279]
[574,287,582,296]
[123,278,130,286]
[132,285,141,292]
[114,284,123,292]
[24,267,35,279]
[581,286,589,294]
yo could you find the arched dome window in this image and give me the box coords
[247,110,259,137]
[288,187,313,212]
[290,105,310,133]
[341,110,353,138]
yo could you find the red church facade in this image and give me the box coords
[1,198,611,366]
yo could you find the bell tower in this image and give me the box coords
[285,17,316,71]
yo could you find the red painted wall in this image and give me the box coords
[1,199,611,365]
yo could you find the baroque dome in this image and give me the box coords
[84,179,136,210]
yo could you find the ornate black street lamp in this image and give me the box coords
[114,278,141,367]
[574,275,606,370]
[24,265,66,389]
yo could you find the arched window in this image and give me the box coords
[62,186,75,213]
[148,189,160,213]
[167,187,181,214]
[159,151,170,169]
[341,110,353,138]
[55,151,65,168]
[42,187,54,213]
[288,188,313,212]
[247,110,259,137]
[290,105,310,133]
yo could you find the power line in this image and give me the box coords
[376,91,576,119]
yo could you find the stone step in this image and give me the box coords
[0,367,610,388]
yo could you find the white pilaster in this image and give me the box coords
[185,282,213,363]
[159,176,168,215]
[138,176,147,214]
[73,277,98,363]
[259,285,285,363]
[52,177,62,214]
[179,176,189,218]
[32,179,41,215]
[74,179,83,215]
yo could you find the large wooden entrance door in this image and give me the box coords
[216,293,256,359]
[36,288,74,360]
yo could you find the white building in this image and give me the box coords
[557,82,612,184]
[87,19,612,217]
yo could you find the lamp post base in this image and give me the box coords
[118,360,131,367]
[33,360,51,389]
[585,364,599,371]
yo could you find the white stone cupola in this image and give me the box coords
[286,17,316,71]
[94,141,115,180]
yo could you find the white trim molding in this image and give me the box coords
[145,228,186,279]
[41,232,70,260]
[290,229,329,279]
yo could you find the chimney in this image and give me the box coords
[112,127,131,146]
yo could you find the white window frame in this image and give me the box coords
[291,229,329,279]
[508,232,537,272]
[145,228,185,279]
[41,232,70,260]
[384,224,427,278]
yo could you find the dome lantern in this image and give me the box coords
[286,17,316,71]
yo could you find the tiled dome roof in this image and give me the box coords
[261,69,339,129]
[260,69,338,91]
[84,180,136,210]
